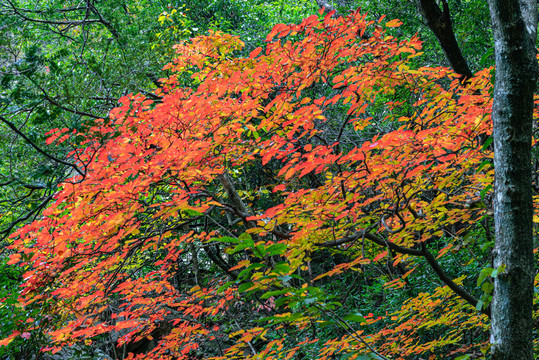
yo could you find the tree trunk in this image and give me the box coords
[487,1,537,359]
[416,0,473,80]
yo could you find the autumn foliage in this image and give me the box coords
[3,9,538,360]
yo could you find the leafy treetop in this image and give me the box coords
[3,8,536,360]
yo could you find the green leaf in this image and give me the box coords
[266,243,287,256]
[475,300,484,311]
[238,282,254,293]
[480,184,492,201]
[491,264,506,278]
[183,209,202,216]
[253,244,266,257]
[477,267,493,286]
[216,281,235,294]
[344,312,366,323]
[481,136,493,151]
[323,301,342,310]
[479,47,494,67]
[477,159,491,172]
[231,237,255,253]
[319,320,336,327]
[275,296,291,307]
[481,281,493,293]
[269,312,303,323]
[273,262,290,274]
[480,240,494,252]
[213,236,240,244]
[261,288,291,299]
[238,263,265,280]
[238,233,252,242]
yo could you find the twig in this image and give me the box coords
[314,304,391,360]
[0,115,84,176]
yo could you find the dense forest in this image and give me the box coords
[0,0,537,359]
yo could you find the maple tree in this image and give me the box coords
[1,9,538,360]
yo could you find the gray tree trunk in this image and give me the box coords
[487,0,537,359]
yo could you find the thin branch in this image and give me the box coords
[218,172,256,228]
[317,230,423,256]
[87,2,121,41]
[6,5,87,14]
[314,304,391,360]
[421,242,490,317]
[203,245,238,280]
[0,115,84,176]
[5,0,100,26]
[318,228,489,317]
[0,194,54,243]
[0,180,14,187]
[35,84,101,119]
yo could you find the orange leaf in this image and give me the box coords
[249,47,262,59]
[386,19,403,28]
[7,254,21,265]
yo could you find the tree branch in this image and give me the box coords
[203,245,238,280]
[318,228,490,317]
[415,0,473,80]
[317,230,423,256]
[0,194,54,243]
[421,242,490,317]
[218,172,256,228]
[0,115,84,176]
[5,0,100,26]
[35,84,101,119]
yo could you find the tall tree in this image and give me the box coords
[2,11,512,359]
[487,0,537,359]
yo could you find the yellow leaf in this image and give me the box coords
[386,19,403,28]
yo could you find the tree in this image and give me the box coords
[0,3,200,355]
[0,0,183,244]
[0,0,260,245]
[487,0,538,359]
[1,9,536,360]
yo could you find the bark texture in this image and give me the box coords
[487,0,537,359]
[416,0,473,79]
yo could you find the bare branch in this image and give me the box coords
[421,242,490,317]
[4,0,101,26]
[0,115,84,176]
[0,194,54,243]
[317,230,423,256]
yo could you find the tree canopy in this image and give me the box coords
[0,1,538,360]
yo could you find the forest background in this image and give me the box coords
[0,0,537,359]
